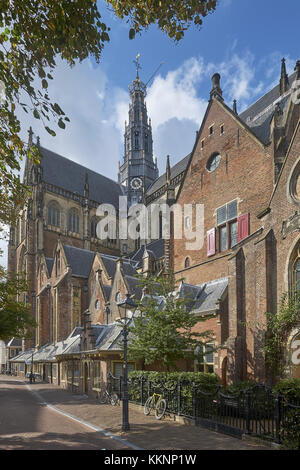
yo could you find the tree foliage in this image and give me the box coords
[0,0,217,228]
[0,266,36,340]
[0,0,109,226]
[107,0,217,41]
[127,275,214,370]
[263,291,300,379]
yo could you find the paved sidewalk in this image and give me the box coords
[13,377,272,450]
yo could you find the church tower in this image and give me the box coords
[118,55,159,206]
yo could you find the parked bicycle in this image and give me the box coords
[98,374,120,406]
[144,391,167,420]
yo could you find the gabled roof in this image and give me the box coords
[39,146,124,208]
[63,244,95,278]
[98,253,138,279]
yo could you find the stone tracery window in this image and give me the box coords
[68,208,79,233]
[91,217,98,238]
[291,247,300,292]
[48,201,60,227]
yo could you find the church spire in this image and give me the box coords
[280,58,289,95]
[28,126,33,148]
[118,55,159,206]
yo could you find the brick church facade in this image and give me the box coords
[8,58,300,389]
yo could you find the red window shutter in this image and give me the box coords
[237,213,249,243]
[207,228,216,257]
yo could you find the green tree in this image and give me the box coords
[0,0,217,228]
[0,265,36,340]
[127,275,214,371]
[263,291,300,380]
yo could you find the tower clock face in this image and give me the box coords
[130,177,143,190]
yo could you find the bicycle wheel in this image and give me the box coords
[155,399,167,420]
[144,396,153,415]
[99,390,108,404]
[110,392,120,406]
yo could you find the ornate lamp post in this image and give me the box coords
[117,293,136,432]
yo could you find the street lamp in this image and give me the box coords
[117,293,136,432]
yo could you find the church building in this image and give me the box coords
[7,57,300,389]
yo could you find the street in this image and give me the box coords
[0,377,130,450]
[0,376,271,451]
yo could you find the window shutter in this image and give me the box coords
[207,228,216,257]
[237,213,249,243]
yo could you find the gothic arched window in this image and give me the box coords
[185,257,190,269]
[293,257,300,292]
[91,217,98,239]
[48,202,60,227]
[134,131,139,149]
[68,208,79,233]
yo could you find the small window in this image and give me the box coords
[206,153,221,172]
[201,139,205,150]
[116,292,122,303]
[209,125,214,136]
[95,300,100,310]
[220,125,224,135]
[220,226,228,251]
[196,343,214,373]
[185,257,190,268]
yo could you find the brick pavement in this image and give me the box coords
[16,377,272,450]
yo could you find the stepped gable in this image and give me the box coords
[39,146,124,208]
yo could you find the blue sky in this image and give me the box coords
[1,0,300,267]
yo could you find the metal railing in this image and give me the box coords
[110,374,300,448]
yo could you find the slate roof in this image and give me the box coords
[39,146,124,208]
[45,258,53,275]
[99,253,138,279]
[10,348,35,363]
[239,71,297,144]
[102,284,112,301]
[125,275,143,300]
[128,239,165,266]
[94,318,135,352]
[6,338,22,348]
[178,277,228,314]
[63,244,95,278]
[146,153,190,196]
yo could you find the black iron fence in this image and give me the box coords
[111,376,300,448]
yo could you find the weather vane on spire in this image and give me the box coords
[133,53,141,79]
